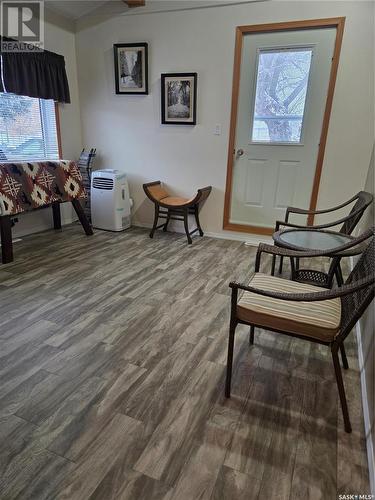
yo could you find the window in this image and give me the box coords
[251,48,313,143]
[0,93,59,162]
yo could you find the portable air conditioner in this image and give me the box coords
[91,169,131,231]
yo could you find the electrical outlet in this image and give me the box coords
[214,124,222,135]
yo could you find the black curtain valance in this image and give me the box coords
[0,38,70,103]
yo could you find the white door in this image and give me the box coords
[229,28,337,229]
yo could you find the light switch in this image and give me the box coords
[214,124,222,135]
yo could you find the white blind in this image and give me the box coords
[0,93,59,162]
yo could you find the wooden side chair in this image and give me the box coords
[272,191,373,281]
[225,228,375,433]
[77,148,96,223]
[143,181,212,244]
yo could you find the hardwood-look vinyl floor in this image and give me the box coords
[0,224,370,500]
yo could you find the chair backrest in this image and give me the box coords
[340,191,373,235]
[78,148,96,169]
[77,148,96,222]
[340,234,375,337]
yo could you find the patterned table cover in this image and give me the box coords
[0,161,87,216]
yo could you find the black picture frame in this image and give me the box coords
[114,43,149,95]
[161,72,197,125]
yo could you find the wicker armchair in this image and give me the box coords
[272,191,373,281]
[225,228,375,433]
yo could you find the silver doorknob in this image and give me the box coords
[236,148,244,157]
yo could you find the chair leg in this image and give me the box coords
[0,215,13,263]
[150,205,159,238]
[71,199,93,236]
[184,209,192,244]
[290,257,297,280]
[335,264,344,287]
[249,325,255,345]
[340,343,349,370]
[163,210,171,232]
[278,255,284,274]
[52,201,62,230]
[271,255,276,276]
[288,257,296,277]
[331,345,352,433]
[225,320,237,398]
[194,206,204,237]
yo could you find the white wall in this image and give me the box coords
[75,0,374,238]
[13,19,82,238]
[357,147,375,493]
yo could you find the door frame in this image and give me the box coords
[223,17,346,235]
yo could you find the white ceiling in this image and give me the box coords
[45,1,117,21]
[45,0,264,31]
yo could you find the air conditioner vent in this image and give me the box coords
[92,177,114,190]
[91,170,131,232]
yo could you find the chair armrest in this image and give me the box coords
[285,194,359,218]
[286,206,316,216]
[286,206,341,217]
[275,220,346,231]
[184,186,212,207]
[196,186,212,204]
[256,242,335,261]
[281,199,369,231]
[229,276,374,302]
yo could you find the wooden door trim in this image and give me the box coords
[223,17,346,234]
[54,102,63,160]
[224,222,274,236]
[307,17,345,224]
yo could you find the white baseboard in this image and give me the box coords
[355,320,375,495]
[133,220,272,246]
[204,230,272,246]
[133,221,154,231]
[13,217,75,239]
[0,238,22,246]
[13,222,53,238]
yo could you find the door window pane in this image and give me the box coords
[251,48,313,143]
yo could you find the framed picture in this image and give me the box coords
[161,73,197,125]
[114,43,148,95]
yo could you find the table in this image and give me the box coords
[272,229,354,287]
[0,160,93,263]
[273,229,352,252]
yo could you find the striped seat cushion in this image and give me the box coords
[237,273,341,341]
